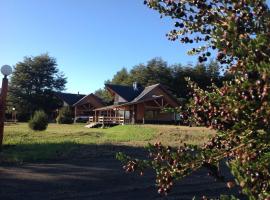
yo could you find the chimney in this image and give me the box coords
[133,82,138,91]
[78,91,79,95]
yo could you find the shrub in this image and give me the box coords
[29,110,48,131]
[56,106,73,124]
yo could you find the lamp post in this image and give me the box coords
[0,65,12,149]
[12,107,16,123]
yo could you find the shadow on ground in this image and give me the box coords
[0,143,246,200]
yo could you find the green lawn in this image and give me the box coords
[0,123,215,163]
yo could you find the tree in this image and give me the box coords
[111,67,130,85]
[28,110,49,131]
[118,1,270,199]
[110,58,173,87]
[9,54,66,120]
[56,106,73,124]
[127,64,148,85]
[94,79,114,104]
[142,58,172,86]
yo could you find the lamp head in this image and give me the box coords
[1,65,12,77]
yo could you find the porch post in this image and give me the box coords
[143,102,145,124]
[132,105,135,124]
[74,106,77,123]
[123,110,126,125]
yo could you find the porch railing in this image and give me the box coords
[89,116,130,124]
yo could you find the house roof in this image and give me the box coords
[55,92,85,106]
[105,84,144,102]
[94,96,164,111]
[94,83,179,111]
[93,104,119,111]
[131,84,160,103]
[144,83,179,106]
[73,93,104,107]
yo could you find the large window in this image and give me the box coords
[116,110,130,119]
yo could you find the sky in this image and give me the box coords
[0,0,269,94]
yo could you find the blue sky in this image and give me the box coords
[0,0,269,94]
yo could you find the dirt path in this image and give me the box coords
[0,145,245,200]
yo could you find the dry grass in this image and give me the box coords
[0,123,215,163]
[123,125,216,147]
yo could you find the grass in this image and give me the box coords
[0,123,215,163]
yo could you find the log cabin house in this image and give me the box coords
[73,93,105,121]
[89,83,180,126]
[55,92,104,122]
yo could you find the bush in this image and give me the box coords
[29,110,48,131]
[56,107,73,124]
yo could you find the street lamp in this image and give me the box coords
[0,65,12,149]
[12,107,16,123]
[1,65,12,77]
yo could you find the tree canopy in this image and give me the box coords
[95,57,224,103]
[9,54,67,120]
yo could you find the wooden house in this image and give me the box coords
[72,93,105,120]
[89,83,180,125]
[55,92,85,108]
[55,92,104,122]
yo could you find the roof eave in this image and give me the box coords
[94,96,163,111]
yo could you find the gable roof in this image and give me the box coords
[95,83,180,111]
[55,92,85,106]
[94,95,163,111]
[105,84,144,102]
[106,83,179,104]
[73,93,105,107]
[131,84,160,102]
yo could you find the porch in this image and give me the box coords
[89,104,133,125]
[89,116,130,125]
[88,96,178,126]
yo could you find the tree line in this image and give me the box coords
[95,57,230,103]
